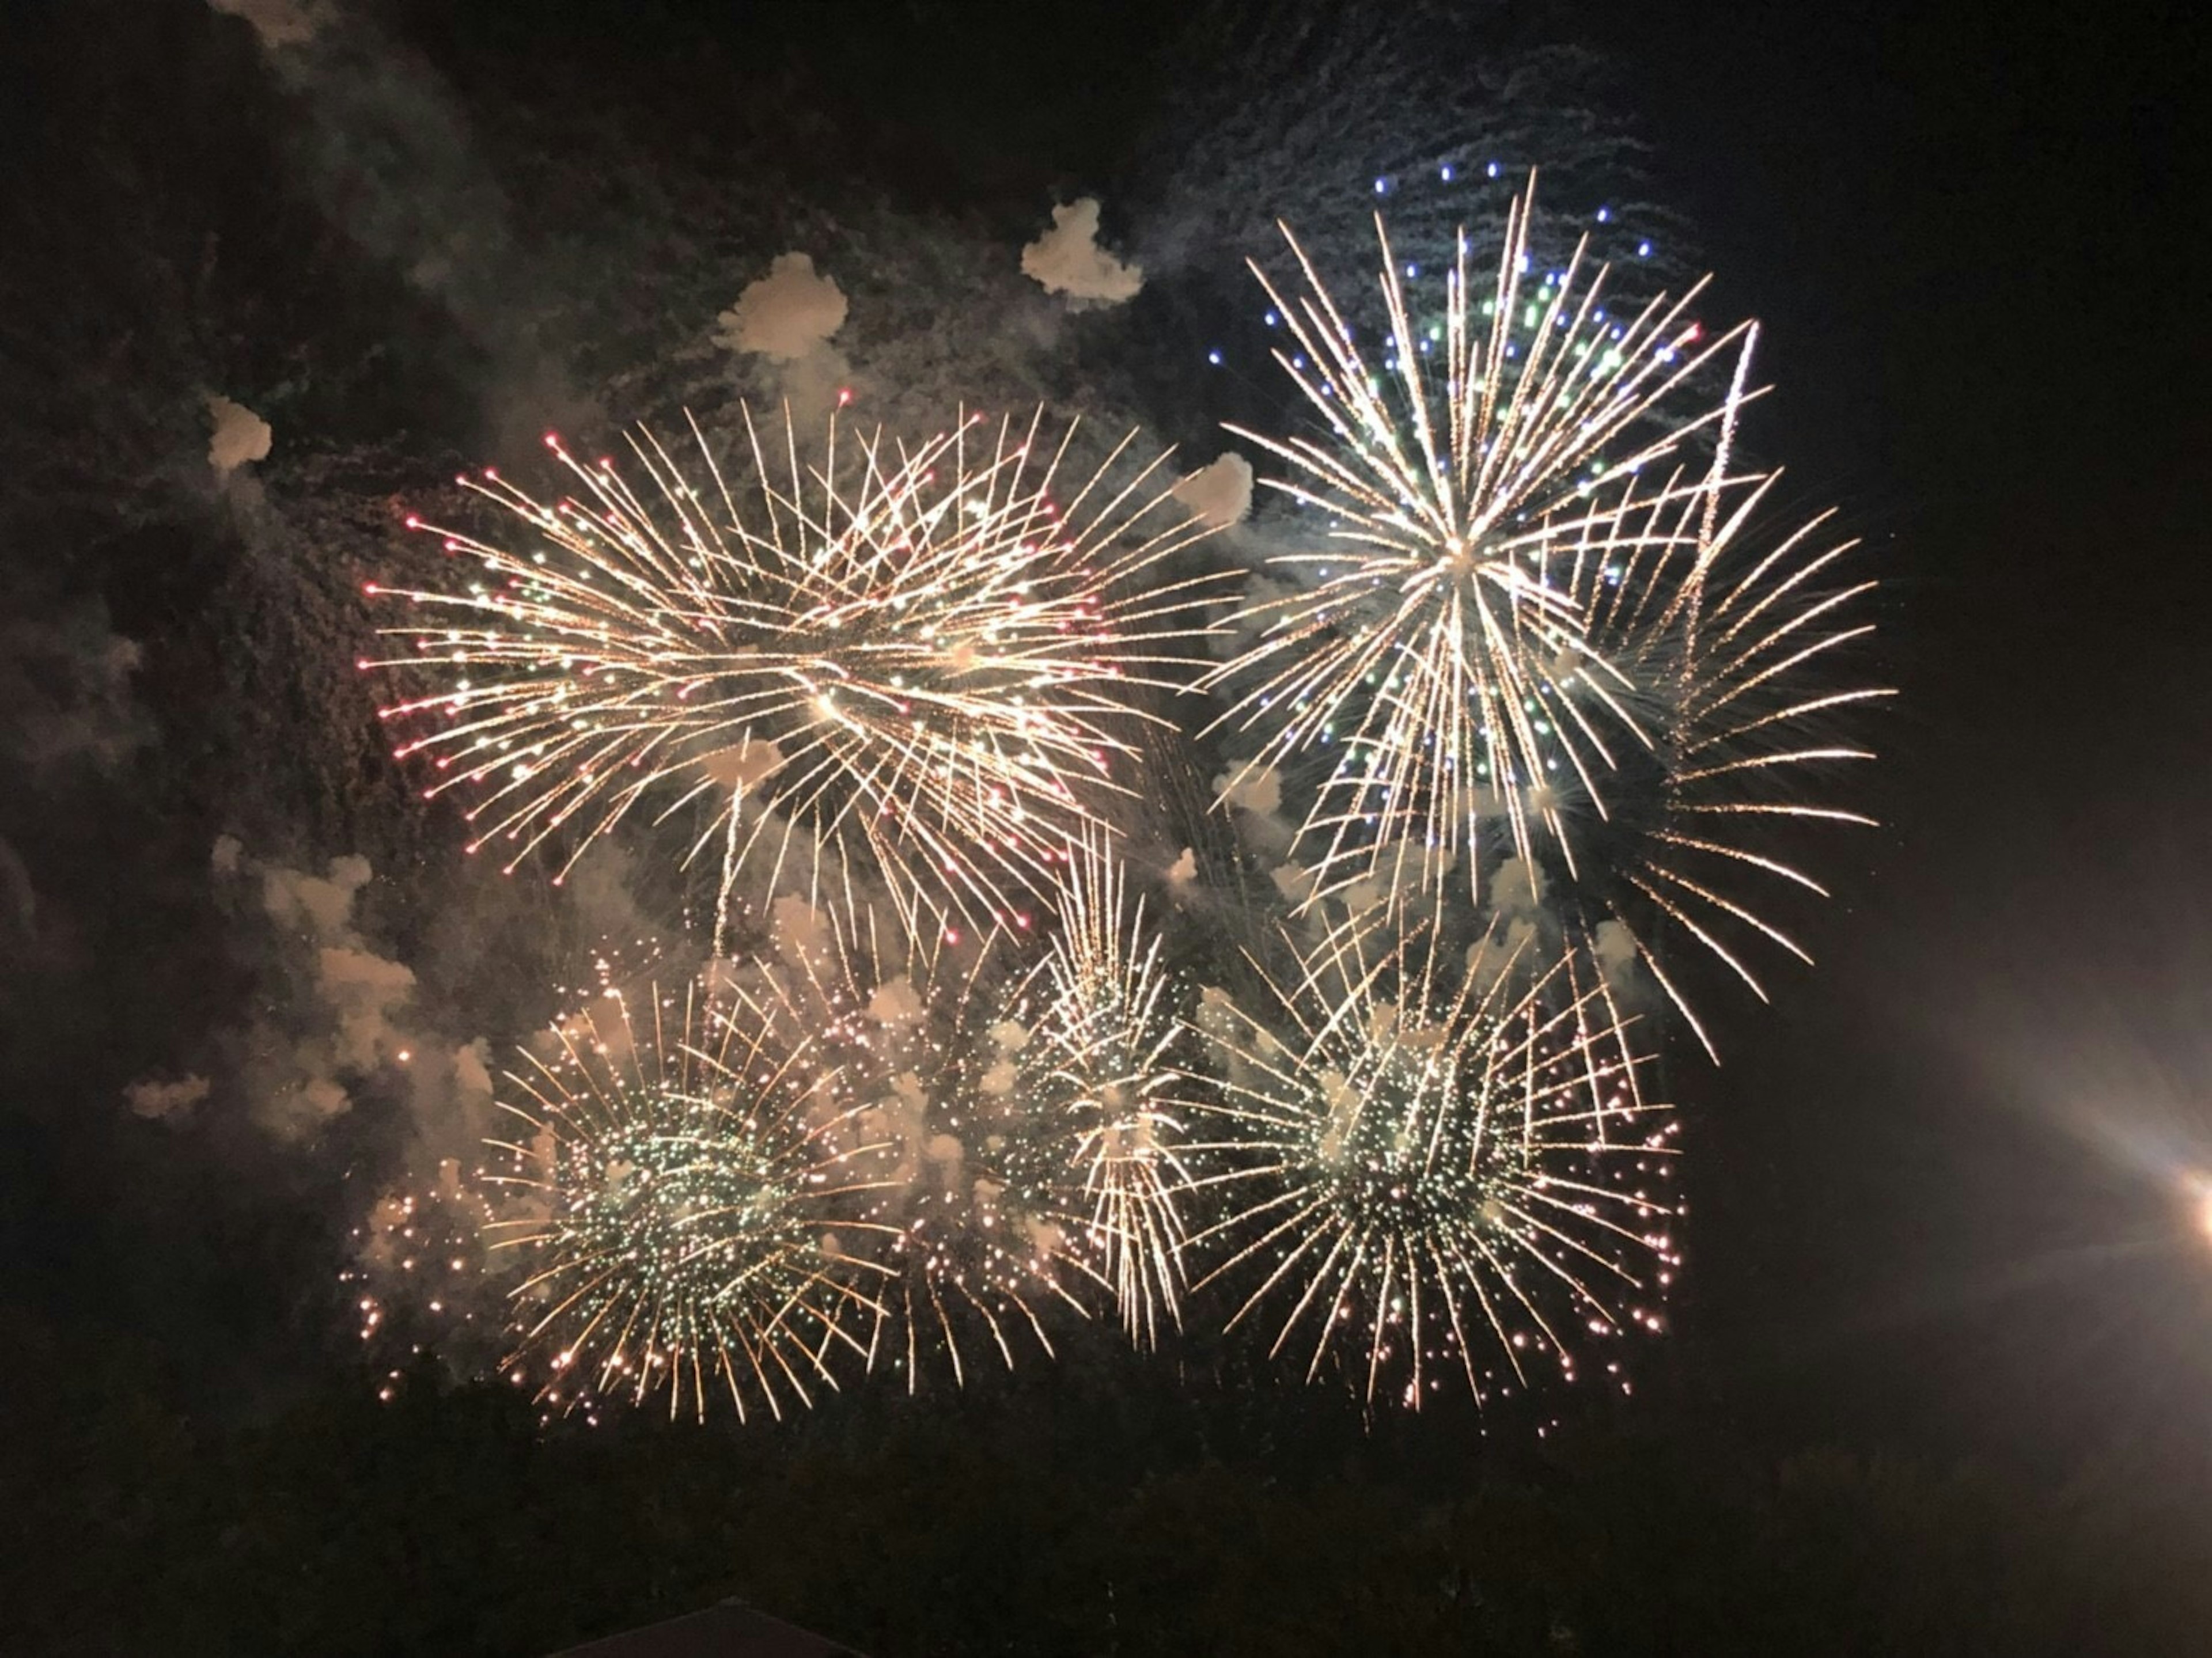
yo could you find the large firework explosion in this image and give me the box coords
[1181,920,1679,1409]
[342,168,1880,1429]
[367,407,1224,944]
[1204,180,1885,1043]
[479,973,893,1422]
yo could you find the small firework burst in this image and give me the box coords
[342,1171,501,1403]
[797,928,1103,1390]
[1182,919,1679,1407]
[482,976,892,1422]
[368,407,1223,944]
[1007,841,1192,1348]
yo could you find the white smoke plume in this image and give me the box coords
[123,1074,211,1124]
[247,853,414,1140]
[1216,763,1282,818]
[717,252,849,360]
[1215,761,1296,858]
[1171,453,1254,528]
[205,846,492,1151]
[1488,855,1544,919]
[1593,918,1641,988]
[866,975,926,1030]
[205,393,273,479]
[1020,198,1143,305]
[717,254,853,426]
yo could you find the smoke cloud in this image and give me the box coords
[0,603,147,773]
[1021,198,1143,305]
[207,0,316,49]
[718,252,849,361]
[200,847,494,1154]
[205,394,274,479]
[123,1074,212,1124]
[1593,918,1640,988]
[1171,453,1254,528]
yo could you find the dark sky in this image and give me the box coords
[1571,1,2212,1462]
[3,0,2207,1481]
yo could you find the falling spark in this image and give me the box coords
[1014,840,1195,1348]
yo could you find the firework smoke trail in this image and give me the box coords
[479,974,895,1424]
[366,408,1224,950]
[1205,180,1887,1043]
[1180,921,1679,1408]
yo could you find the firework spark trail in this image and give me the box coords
[1612,476,1893,1052]
[1179,919,1679,1407]
[342,1175,501,1404]
[1204,181,1888,1038]
[367,407,1226,948]
[479,975,896,1423]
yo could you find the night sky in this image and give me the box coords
[3,0,2208,1650]
[1585,2,2212,1462]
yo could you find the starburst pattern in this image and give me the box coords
[482,976,891,1422]
[1205,183,1886,1038]
[1181,920,1678,1407]
[368,408,1221,942]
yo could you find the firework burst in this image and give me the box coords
[1181,920,1678,1407]
[368,407,1222,944]
[1205,181,1886,1037]
[1008,842,1194,1348]
[481,976,892,1422]
[763,921,1100,1389]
